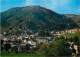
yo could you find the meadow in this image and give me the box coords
[1,52,45,57]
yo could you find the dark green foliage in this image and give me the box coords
[35,37,72,57]
[68,33,80,45]
[45,39,72,57]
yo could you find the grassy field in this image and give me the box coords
[1,52,45,57]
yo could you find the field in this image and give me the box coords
[1,52,45,57]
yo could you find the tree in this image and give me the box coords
[36,42,48,55]
[45,39,72,57]
[68,32,80,55]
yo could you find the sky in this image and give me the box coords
[0,0,80,14]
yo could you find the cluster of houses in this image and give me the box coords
[0,28,80,53]
[51,28,80,38]
[0,31,52,52]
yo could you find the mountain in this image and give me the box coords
[65,14,80,27]
[0,6,78,33]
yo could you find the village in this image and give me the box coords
[0,28,80,56]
